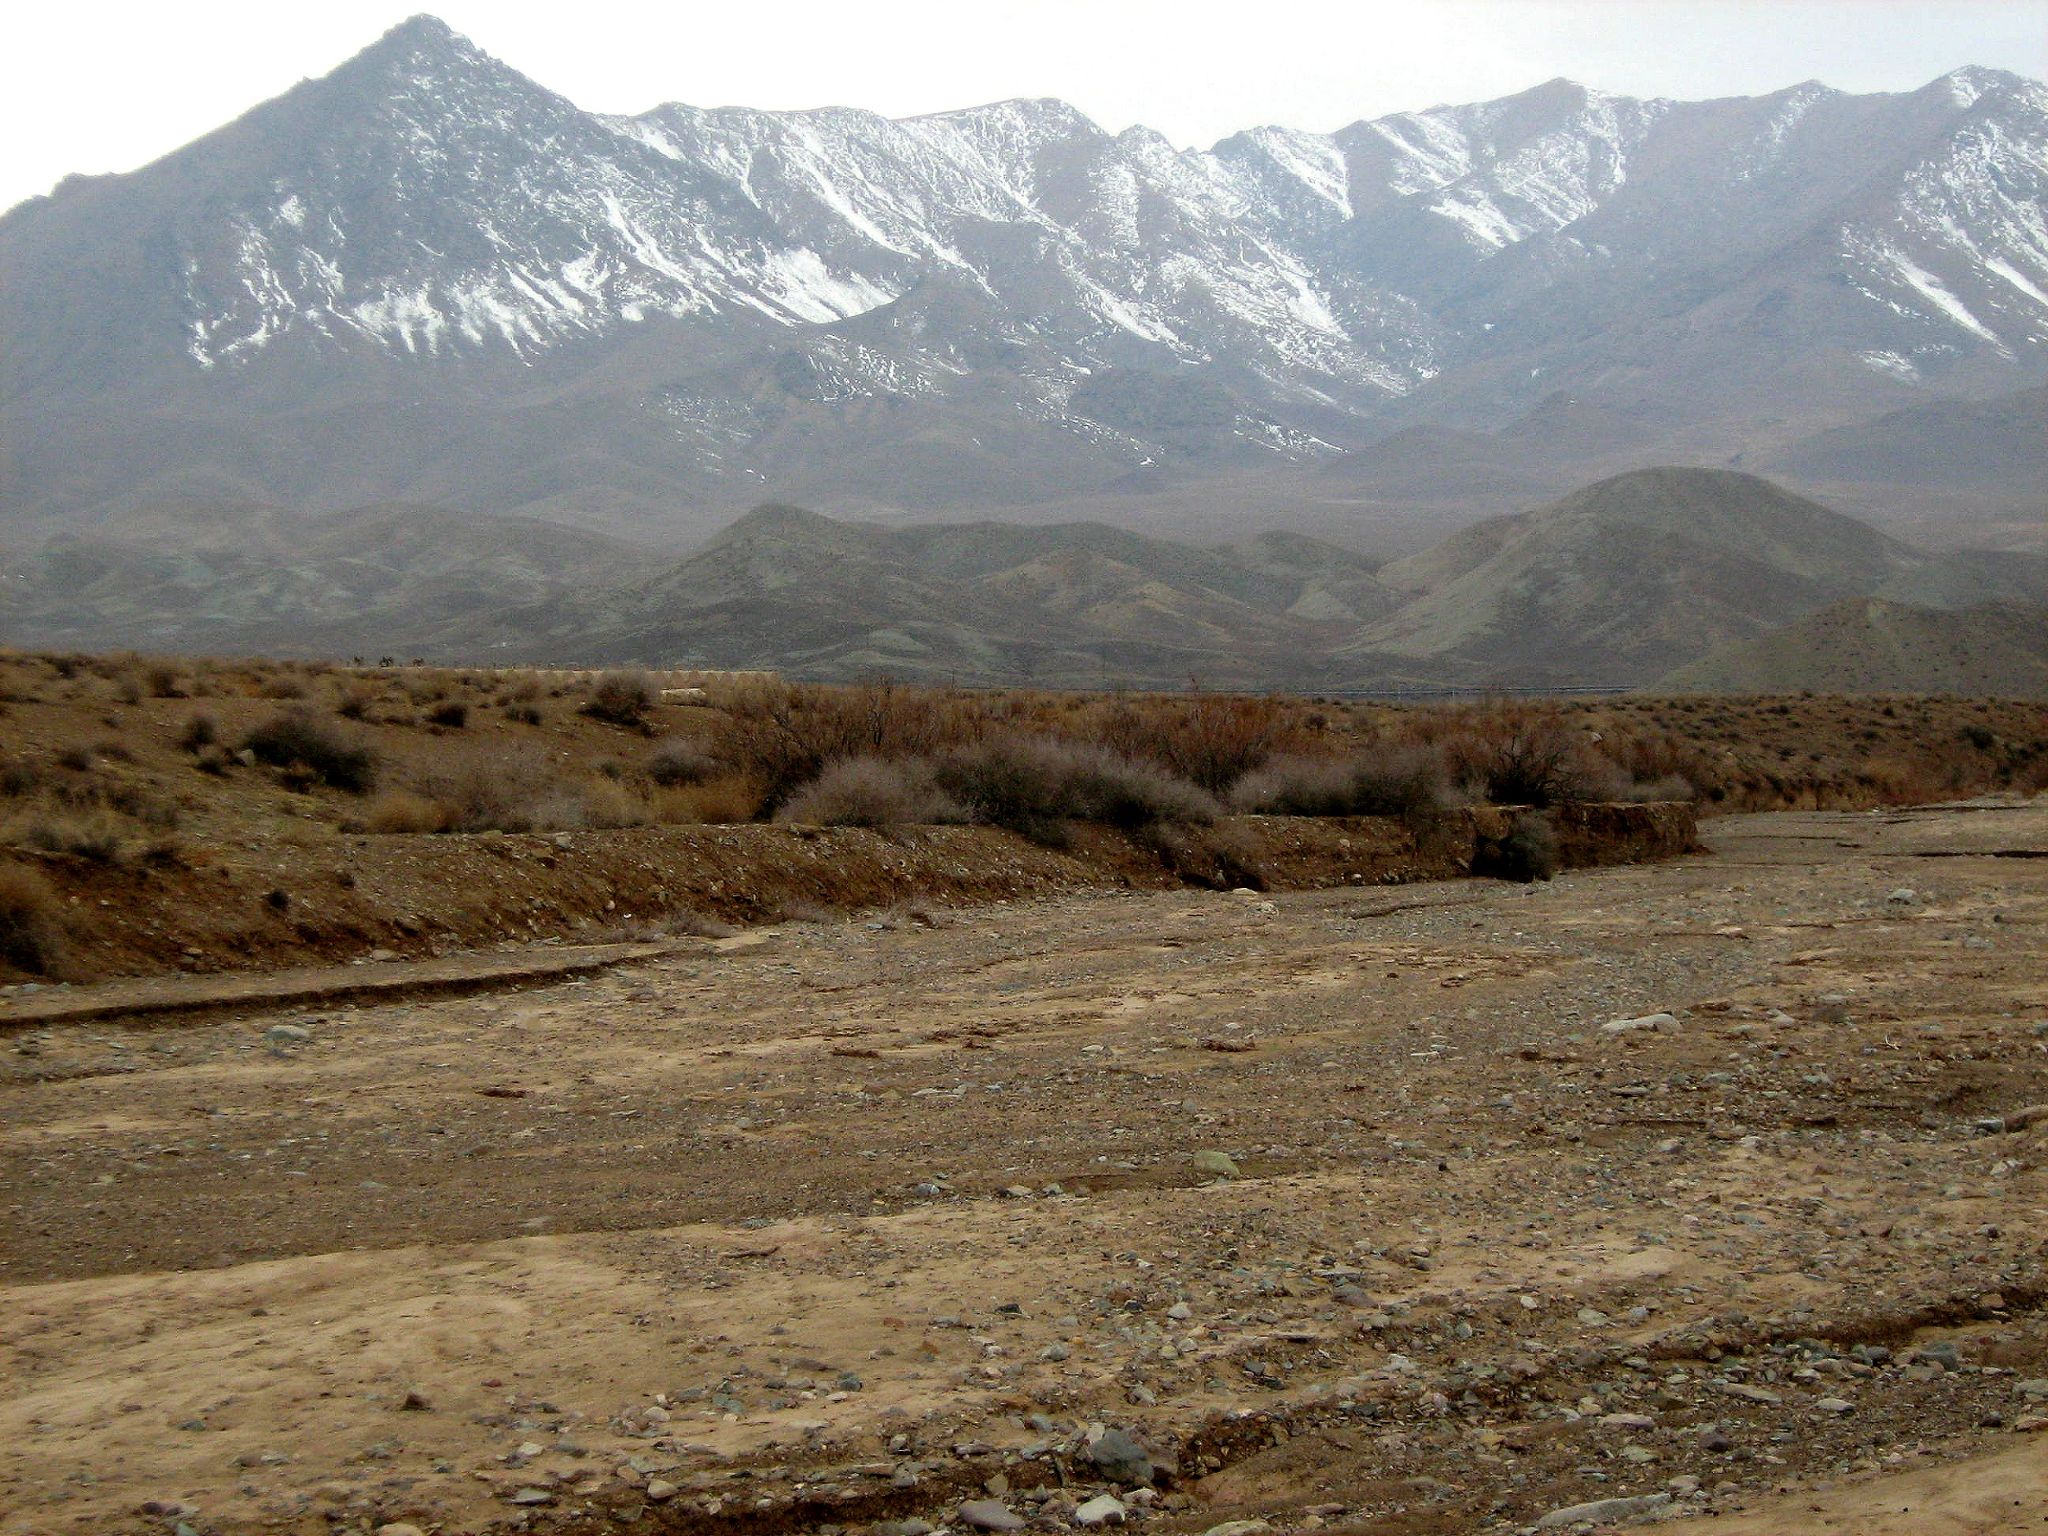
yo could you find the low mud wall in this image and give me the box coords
[2,802,1697,986]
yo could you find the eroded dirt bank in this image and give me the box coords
[1,799,2044,1536]
[4,803,1696,987]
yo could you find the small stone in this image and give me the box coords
[1201,1524,1273,1536]
[1190,1150,1239,1179]
[377,1526,427,1536]
[959,1499,1026,1531]
[1719,1382,1782,1404]
[508,1488,554,1505]
[1601,1012,1676,1035]
[1085,1427,1153,1485]
[265,1024,311,1045]
[1698,1427,1733,1453]
[1074,1495,1128,1526]
[645,1479,677,1502]
[1167,1302,1192,1321]
[1887,888,1918,904]
[1535,1492,1672,1529]
[1815,1398,1854,1414]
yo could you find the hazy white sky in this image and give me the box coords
[3,1,2043,213]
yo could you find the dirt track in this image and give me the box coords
[3,799,2045,1536]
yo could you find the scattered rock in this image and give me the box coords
[1718,1382,1782,1404]
[959,1499,1026,1531]
[1084,1426,1154,1485]
[645,1478,678,1502]
[265,1024,311,1045]
[507,1487,554,1506]
[1534,1491,1672,1529]
[1600,1012,1676,1035]
[1074,1494,1128,1526]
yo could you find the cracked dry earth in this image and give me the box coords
[3,799,2046,1536]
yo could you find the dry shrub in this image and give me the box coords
[580,779,651,830]
[11,811,126,863]
[582,671,656,729]
[648,777,761,825]
[779,756,964,828]
[933,736,1217,845]
[243,710,378,793]
[645,736,716,787]
[1444,707,1589,807]
[335,684,378,720]
[176,713,219,753]
[144,664,184,698]
[365,791,456,835]
[716,680,988,810]
[0,864,68,975]
[0,759,42,797]
[1093,693,1312,793]
[1232,742,1449,820]
[410,745,571,833]
[426,700,469,728]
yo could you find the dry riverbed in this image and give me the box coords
[2,799,2045,1536]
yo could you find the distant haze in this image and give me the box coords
[3,0,2042,214]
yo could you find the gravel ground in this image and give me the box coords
[2,798,2044,1536]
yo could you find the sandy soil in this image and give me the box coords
[2,799,2044,1536]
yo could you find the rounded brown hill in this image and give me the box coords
[1341,467,1917,686]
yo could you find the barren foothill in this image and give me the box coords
[2,796,2045,1536]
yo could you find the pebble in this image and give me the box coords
[507,1487,553,1505]
[1719,1382,1782,1404]
[645,1479,677,1502]
[1201,1524,1272,1536]
[1814,1398,1854,1414]
[1190,1150,1239,1179]
[1535,1491,1672,1529]
[958,1499,1026,1531]
[265,1024,312,1045]
[1601,1012,1676,1035]
[1074,1494,1128,1526]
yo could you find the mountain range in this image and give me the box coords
[2,15,2044,553]
[8,467,2044,693]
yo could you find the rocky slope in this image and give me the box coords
[1663,597,2048,696]
[4,467,2034,688]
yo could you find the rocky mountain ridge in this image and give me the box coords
[2,17,2043,542]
